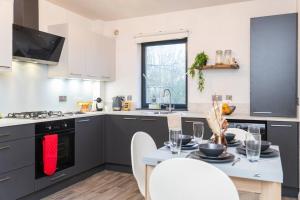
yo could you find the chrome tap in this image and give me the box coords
[163,89,173,112]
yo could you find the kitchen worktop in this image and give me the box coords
[0,110,298,128]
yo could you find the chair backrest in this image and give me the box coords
[149,158,239,200]
[167,113,182,130]
[131,132,157,196]
[226,128,249,141]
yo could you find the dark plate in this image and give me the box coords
[240,145,274,154]
[236,147,279,158]
[195,151,232,160]
[227,140,242,147]
[188,151,235,163]
[164,141,199,150]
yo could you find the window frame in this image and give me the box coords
[141,38,188,109]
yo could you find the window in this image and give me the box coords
[141,38,187,109]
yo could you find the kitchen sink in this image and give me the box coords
[143,111,176,115]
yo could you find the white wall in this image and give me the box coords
[100,0,297,110]
[0,0,103,114]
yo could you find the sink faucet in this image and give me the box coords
[163,89,173,112]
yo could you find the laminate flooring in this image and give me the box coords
[43,170,297,200]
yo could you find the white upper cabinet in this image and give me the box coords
[47,23,115,81]
[0,0,13,72]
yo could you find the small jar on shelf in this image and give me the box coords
[215,50,223,65]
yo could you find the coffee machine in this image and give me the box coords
[112,96,125,111]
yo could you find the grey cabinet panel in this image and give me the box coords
[105,115,140,166]
[0,124,34,143]
[139,117,169,148]
[250,13,297,117]
[75,116,104,173]
[267,121,298,188]
[0,165,35,200]
[35,166,76,191]
[0,137,34,174]
[182,118,212,140]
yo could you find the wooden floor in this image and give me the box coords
[43,170,297,200]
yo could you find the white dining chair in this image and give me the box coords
[226,127,249,141]
[149,158,239,200]
[131,131,157,197]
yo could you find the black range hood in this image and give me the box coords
[13,24,65,65]
[13,0,65,65]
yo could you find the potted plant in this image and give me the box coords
[189,52,208,92]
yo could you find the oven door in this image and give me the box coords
[35,130,75,179]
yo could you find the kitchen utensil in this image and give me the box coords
[199,143,225,157]
[246,125,261,162]
[188,151,235,163]
[94,97,103,111]
[225,133,235,143]
[236,146,279,158]
[180,135,193,145]
[260,140,272,151]
[232,157,241,166]
[112,96,125,111]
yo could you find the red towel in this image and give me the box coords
[43,134,58,176]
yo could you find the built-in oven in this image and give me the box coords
[35,119,75,179]
[227,119,267,140]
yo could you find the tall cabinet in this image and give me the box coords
[0,0,13,71]
[250,13,298,117]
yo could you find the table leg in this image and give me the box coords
[145,165,153,200]
[259,182,281,200]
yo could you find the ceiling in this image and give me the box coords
[47,0,252,21]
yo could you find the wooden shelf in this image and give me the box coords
[202,64,239,70]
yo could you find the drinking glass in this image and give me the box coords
[193,122,204,145]
[246,125,261,162]
[169,129,182,154]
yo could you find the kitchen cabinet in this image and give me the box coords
[0,0,13,71]
[267,121,298,196]
[182,117,212,140]
[138,116,169,148]
[105,115,140,166]
[0,165,34,200]
[75,116,104,173]
[250,13,297,117]
[47,23,115,81]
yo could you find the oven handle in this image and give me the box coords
[77,119,91,123]
[50,173,67,182]
[35,131,75,137]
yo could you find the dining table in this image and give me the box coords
[143,145,283,200]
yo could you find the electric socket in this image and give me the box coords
[59,96,67,102]
[212,95,222,101]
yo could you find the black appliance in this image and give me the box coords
[35,119,75,179]
[227,119,267,140]
[13,24,65,65]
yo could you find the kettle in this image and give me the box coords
[94,97,103,111]
[112,96,125,111]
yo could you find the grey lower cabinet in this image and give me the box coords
[105,115,140,166]
[0,124,35,200]
[105,115,169,166]
[250,13,298,117]
[139,116,169,148]
[182,117,212,140]
[75,116,104,173]
[0,165,35,200]
[267,121,298,194]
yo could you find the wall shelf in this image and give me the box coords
[202,64,239,70]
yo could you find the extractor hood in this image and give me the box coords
[13,24,65,65]
[13,0,65,65]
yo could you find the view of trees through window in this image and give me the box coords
[142,39,187,108]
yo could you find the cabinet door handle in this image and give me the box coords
[123,117,137,120]
[0,177,11,183]
[70,73,82,76]
[270,124,293,128]
[87,75,97,78]
[50,173,67,181]
[78,119,90,123]
[141,118,157,121]
[0,66,11,69]
[253,112,272,114]
[101,76,110,79]
[0,133,10,138]
[184,120,201,123]
[0,145,10,151]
